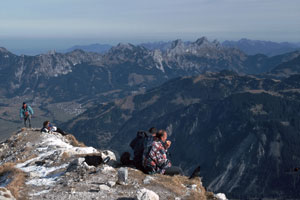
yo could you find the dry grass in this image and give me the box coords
[61,152,70,161]
[65,134,86,147]
[128,168,146,184]
[206,191,217,200]
[128,168,208,200]
[152,175,192,195]
[0,162,27,200]
[152,175,207,199]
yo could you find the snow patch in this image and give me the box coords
[215,193,227,200]
[31,190,50,196]
[16,132,99,186]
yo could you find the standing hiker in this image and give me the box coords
[19,102,34,128]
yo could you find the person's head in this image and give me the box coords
[148,127,157,136]
[156,130,167,142]
[23,102,27,108]
[43,120,50,127]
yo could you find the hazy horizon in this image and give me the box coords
[1,0,299,54]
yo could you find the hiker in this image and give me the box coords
[19,102,34,128]
[129,127,157,170]
[143,129,183,176]
[41,120,67,136]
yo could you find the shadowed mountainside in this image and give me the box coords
[64,71,300,199]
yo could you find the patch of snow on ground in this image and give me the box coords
[30,190,50,196]
[16,132,99,186]
[215,193,228,200]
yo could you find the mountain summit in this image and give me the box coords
[0,128,223,200]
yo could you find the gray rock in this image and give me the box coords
[100,165,116,174]
[99,184,110,191]
[215,193,227,200]
[143,176,154,184]
[0,187,16,200]
[136,188,159,200]
[107,181,116,187]
[187,184,197,190]
[66,157,85,172]
[101,150,117,167]
[117,167,128,184]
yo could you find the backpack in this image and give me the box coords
[143,134,154,160]
[129,130,148,150]
[129,130,151,169]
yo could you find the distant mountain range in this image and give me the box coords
[62,39,300,57]
[1,37,300,102]
[7,38,299,57]
[223,38,300,56]
[63,71,300,199]
[62,43,112,54]
[64,38,300,57]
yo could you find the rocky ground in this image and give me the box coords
[0,128,225,200]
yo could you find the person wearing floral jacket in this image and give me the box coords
[143,129,182,176]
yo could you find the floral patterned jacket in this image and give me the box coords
[143,140,171,174]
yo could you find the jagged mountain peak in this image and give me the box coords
[0,128,218,199]
[115,43,136,50]
[108,43,149,54]
[194,36,209,45]
[0,47,12,54]
[170,39,184,48]
[47,49,57,55]
[191,37,222,50]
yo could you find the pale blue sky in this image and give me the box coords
[0,0,299,51]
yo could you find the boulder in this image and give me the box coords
[101,150,117,167]
[215,193,227,200]
[143,176,154,184]
[136,188,159,200]
[66,157,85,172]
[117,167,128,184]
[0,187,16,200]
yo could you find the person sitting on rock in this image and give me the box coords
[129,127,157,170]
[19,102,34,128]
[41,120,67,136]
[143,129,183,176]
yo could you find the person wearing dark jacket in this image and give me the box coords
[130,127,157,170]
[19,102,34,128]
[143,130,183,176]
[41,120,67,136]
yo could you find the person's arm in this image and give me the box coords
[19,108,23,118]
[28,106,34,115]
[41,127,49,133]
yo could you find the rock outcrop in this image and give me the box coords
[0,129,219,200]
